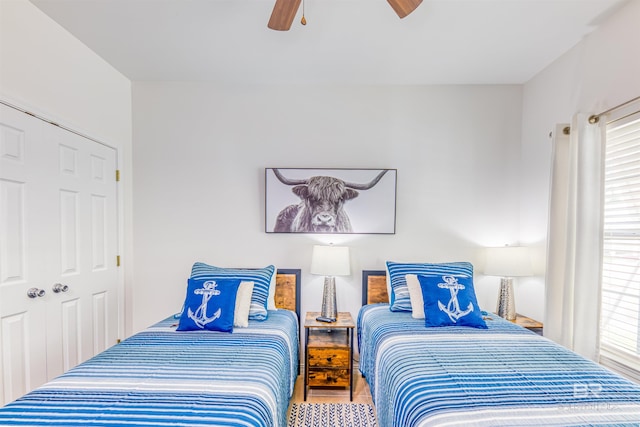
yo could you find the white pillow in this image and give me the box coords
[267,267,277,310]
[234,281,254,327]
[406,274,425,319]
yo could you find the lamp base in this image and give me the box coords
[320,276,337,322]
[496,277,516,320]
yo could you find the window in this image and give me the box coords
[600,108,640,381]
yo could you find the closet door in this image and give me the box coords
[45,124,119,379]
[0,105,49,405]
[0,104,119,405]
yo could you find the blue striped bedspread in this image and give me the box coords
[358,304,640,427]
[0,310,299,427]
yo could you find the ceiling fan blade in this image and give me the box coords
[268,0,302,31]
[387,0,423,18]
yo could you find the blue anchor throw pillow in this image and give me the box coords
[177,278,241,332]
[418,274,487,329]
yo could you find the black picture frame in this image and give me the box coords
[265,168,397,234]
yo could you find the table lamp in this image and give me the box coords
[310,245,351,322]
[483,246,533,320]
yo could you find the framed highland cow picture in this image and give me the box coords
[265,168,397,234]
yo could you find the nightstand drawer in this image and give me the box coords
[307,368,350,387]
[307,348,350,368]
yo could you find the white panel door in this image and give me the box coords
[0,106,51,405]
[0,103,119,405]
[45,125,118,378]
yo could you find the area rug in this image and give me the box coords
[288,403,377,427]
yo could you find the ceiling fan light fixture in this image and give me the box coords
[387,0,423,18]
[268,0,422,31]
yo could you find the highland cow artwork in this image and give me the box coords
[265,168,397,234]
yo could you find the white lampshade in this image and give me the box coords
[310,245,351,277]
[484,246,533,277]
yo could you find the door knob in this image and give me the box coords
[52,283,69,293]
[27,288,46,298]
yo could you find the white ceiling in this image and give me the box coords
[29,0,629,85]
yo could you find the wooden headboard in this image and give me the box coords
[275,269,301,317]
[362,270,389,305]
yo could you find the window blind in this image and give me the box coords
[600,111,640,380]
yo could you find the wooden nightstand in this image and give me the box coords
[511,313,543,335]
[304,312,355,401]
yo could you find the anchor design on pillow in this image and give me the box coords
[437,276,474,322]
[188,280,222,328]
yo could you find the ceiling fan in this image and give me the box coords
[268,0,423,31]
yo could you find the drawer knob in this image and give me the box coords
[326,357,332,362]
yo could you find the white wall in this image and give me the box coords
[0,0,133,337]
[132,83,524,333]
[0,0,131,147]
[520,0,640,324]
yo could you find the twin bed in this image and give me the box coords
[0,267,301,427]
[359,268,640,427]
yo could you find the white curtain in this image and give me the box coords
[545,114,606,361]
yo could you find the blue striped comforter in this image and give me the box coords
[0,310,299,427]
[358,304,640,427]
